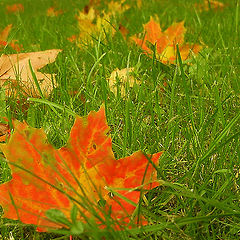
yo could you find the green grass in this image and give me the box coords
[0,0,240,239]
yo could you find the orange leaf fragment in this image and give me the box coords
[132,17,202,64]
[0,25,22,52]
[0,106,162,231]
[47,7,63,17]
[6,3,24,13]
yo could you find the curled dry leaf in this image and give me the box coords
[0,49,62,97]
[109,68,140,96]
[6,3,24,13]
[0,106,162,231]
[132,17,202,64]
[195,0,225,12]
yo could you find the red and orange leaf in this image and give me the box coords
[0,106,162,231]
[132,17,202,64]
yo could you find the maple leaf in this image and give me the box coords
[6,3,24,13]
[0,106,162,231]
[0,49,62,97]
[72,6,114,48]
[107,0,130,15]
[195,0,225,12]
[70,1,130,48]
[0,25,22,52]
[108,68,140,96]
[132,17,202,64]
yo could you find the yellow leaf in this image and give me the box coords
[107,0,130,16]
[71,1,131,48]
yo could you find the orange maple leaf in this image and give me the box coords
[132,17,202,64]
[0,106,162,231]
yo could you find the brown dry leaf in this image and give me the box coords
[0,123,10,142]
[0,49,62,97]
[109,68,140,96]
[195,0,225,12]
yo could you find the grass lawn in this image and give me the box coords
[0,0,240,239]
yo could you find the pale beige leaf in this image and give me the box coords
[108,68,140,96]
[0,49,62,97]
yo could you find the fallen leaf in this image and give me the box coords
[0,25,22,52]
[0,49,62,97]
[70,1,130,48]
[132,17,202,64]
[0,123,10,142]
[195,0,225,12]
[73,6,114,48]
[136,0,142,8]
[46,7,63,17]
[0,106,162,231]
[118,24,129,38]
[109,68,140,96]
[6,3,24,13]
[107,0,130,16]
[0,25,12,42]
[67,34,77,43]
